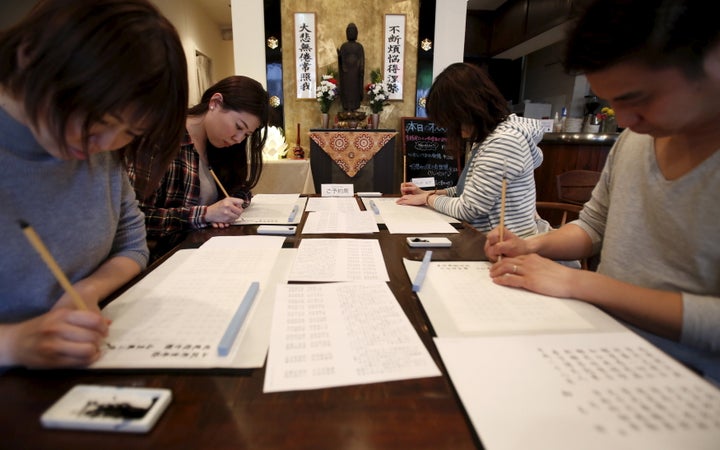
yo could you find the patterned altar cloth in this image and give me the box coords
[309,131,397,177]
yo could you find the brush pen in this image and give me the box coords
[19,220,88,311]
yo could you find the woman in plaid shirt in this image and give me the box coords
[128,76,269,260]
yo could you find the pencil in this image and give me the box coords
[403,154,407,183]
[18,220,88,311]
[498,161,507,262]
[209,167,230,198]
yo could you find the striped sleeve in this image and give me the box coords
[433,129,540,236]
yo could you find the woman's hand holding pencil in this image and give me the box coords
[12,220,108,368]
[3,307,108,368]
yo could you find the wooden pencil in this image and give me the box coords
[403,154,407,183]
[498,168,507,262]
[19,220,88,311]
[209,167,230,198]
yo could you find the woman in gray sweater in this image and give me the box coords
[0,0,188,369]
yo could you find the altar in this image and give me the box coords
[308,129,398,194]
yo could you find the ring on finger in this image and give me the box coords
[512,264,518,274]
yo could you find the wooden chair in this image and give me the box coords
[535,201,592,270]
[556,170,601,206]
[536,201,582,228]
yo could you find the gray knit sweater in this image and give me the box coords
[0,106,148,322]
[574,130,720,382]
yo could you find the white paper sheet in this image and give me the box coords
[368,197,459,233]
[404,259,599,336]
[93,237,288,369]
[436,333,720,450]
[306,196,360,212]
[288,238,389,282]
[301,210,379,234]
[361,197,459,225]
[234,194,305,224]
[263,282,441,392]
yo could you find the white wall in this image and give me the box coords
[521,41,589,119]
[153,0,235,105]
[0,1,234,106]
[432,0,468,81]
[231,0,267,88]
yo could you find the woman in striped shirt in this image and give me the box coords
[397,62,545,237]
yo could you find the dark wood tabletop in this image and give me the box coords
[0,197,488,450]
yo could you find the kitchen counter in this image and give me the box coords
[541,132,620,145]
[535,133,617,203]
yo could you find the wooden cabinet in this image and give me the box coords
[534,135,616,202]
[526,0,572,37]
[464,11,493,57]
[489,0,528,55]
[480,0,588,56]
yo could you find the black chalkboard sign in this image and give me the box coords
[401,117,460,189]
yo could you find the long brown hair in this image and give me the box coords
[426,62,510,160]
[188,76,269,193]
[0,0,188,198]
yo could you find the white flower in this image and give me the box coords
[316,75,338,113]
[366,81,388,113]
[261,126,288,160]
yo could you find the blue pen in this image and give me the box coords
[412,250,433,292]
[217,281,260,356]
[288,204,299,222]
[369,200,380,215]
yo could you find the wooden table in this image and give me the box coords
[0,198,487,449]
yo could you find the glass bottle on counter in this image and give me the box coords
[559,107,568,132]
[583,114,600,133]
[552,111,562,132]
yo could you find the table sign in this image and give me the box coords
[411,177,435,188]
[321,184,354,197]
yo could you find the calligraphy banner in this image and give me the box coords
[383,14,405,100]
[294,13,317,99]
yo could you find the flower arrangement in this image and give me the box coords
[316,74,338,114]
[598,106,617,133]
[261,126,288,160]
[366,69,389,114]
[598,106,615,121]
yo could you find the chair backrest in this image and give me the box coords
[556,170,601,205]
[536,201,589,270]
[536,201,583,228]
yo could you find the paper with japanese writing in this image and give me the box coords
[404,259,605,337]
[368,197,459,233]
[234,194,304,224]
[288,238,389,282]
[263,281,440,392]
[305,196,361,212]
[92,236,287,368]
[301,210,379,234]
[435,333,720,450]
